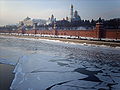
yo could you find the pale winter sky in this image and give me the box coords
[0,0,120,26]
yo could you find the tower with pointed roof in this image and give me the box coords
[69,4,81,22]
[70,4,73,22]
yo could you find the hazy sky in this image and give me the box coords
[0,0,120,25]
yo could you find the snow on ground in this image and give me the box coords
[0,36,120,90]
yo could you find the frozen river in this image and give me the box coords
[0,36,120,90]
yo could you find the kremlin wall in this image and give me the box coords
[1,23,120,41]
[0,5,120,41]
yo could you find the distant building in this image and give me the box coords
[70,4,74,22]
[66,17,69,21]
[46,14,56,25]
[69,5,81,22]
[19,16,46,26]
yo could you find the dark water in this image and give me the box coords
[0,64,14,90]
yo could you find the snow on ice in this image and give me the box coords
[0,36,120,90]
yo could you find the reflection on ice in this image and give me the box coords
[0,36,120,90]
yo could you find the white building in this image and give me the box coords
[32,19,46,26]
[46,14,56,25]
[69,5,81,22]
[19,17,47,26]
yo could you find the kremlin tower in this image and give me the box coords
[69,4,81,22]
[70,4,74,22]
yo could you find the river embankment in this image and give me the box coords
[0,34,120,47]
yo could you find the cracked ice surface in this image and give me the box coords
[0,36,120,90]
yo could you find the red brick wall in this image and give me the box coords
[0,30,9,33]
[0,27,120,40]
[117,31,120,39]
[37,30,55,35]
[17,30,22,34]
[104,29,120,39]
[25,30,36,34]
[25,29,119,40]
[57,30,97,38]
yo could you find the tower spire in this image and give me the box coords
[70,4,73,22]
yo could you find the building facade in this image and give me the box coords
[69,5,81,22]
[19,17,47,26]
[46,14,56,25]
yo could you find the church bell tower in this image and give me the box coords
[70,4,73,22]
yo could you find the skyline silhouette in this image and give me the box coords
[0,0,120,26]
